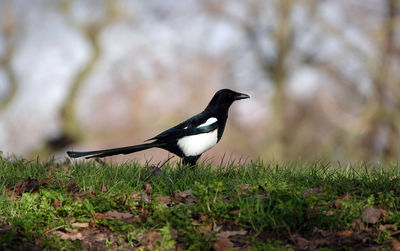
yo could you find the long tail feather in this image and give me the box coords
[67,142,165,159]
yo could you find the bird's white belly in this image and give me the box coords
[177,129,218,156]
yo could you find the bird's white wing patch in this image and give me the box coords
[177,129,218,156]
[197,117,217,128]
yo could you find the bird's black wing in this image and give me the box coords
[146,114,218,142]
[146,127,185,141]
[145,119,190,142]
[194,121,219,133]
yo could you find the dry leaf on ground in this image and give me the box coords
[53,199,61,208]
[138,208,149,221]
[66,179,78,192]
[144,183,153,193]
[70,191,90,201]
[140,231,161,249]
[173,190,193,200]
[172,189,197,205]
[378,224,393,231]
[39,178,51,187]
[325,210,335,216]
[199,224,212,234]
[15,177,39,195]
[352,218,365,231]
[292,235,310,249]
[157,196,172,204]
[53,226,120,250]
[141,193,151,202]
[391,239,400,251]
[104,211,134,220]
[337,230,353,238]
[234,184,251,197]
[217,230,247,239]
[62,165,69,173]
[71,222,89,228]
[130,191,141,200]
[361,206,381,224]
[213,238,235,251]
[54,230,83,241]
[99,182,108,192]
[235,184,250,190]
[0,224,12,232]
[334,193,350,208]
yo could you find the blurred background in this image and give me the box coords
[0,0,399,164]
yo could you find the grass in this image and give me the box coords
[1,155,400,250]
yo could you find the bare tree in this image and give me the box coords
[0,0,18,112]
[204,0,318,158]
[44,0,120,152]
[311,0,400,161]
[204,0,400,161]
[360,0,400,160]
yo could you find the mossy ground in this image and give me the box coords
[1,156,400,250]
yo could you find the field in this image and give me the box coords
[1,155,400,250]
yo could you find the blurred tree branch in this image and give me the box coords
[45,0,120,152]
[0,0,18,112]
[315,0,400,160]
[363,0,400,159]
[204,0,312,158]
[204,0,400,161]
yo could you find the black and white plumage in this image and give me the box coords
[67,89,250,165]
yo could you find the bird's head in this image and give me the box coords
[205,89,250,112]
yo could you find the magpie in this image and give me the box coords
[67,89,250,165]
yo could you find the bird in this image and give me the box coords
[67,89,250,166]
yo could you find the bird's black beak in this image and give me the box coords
[234,92,250,100]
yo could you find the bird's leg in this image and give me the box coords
[182,155,200,167]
